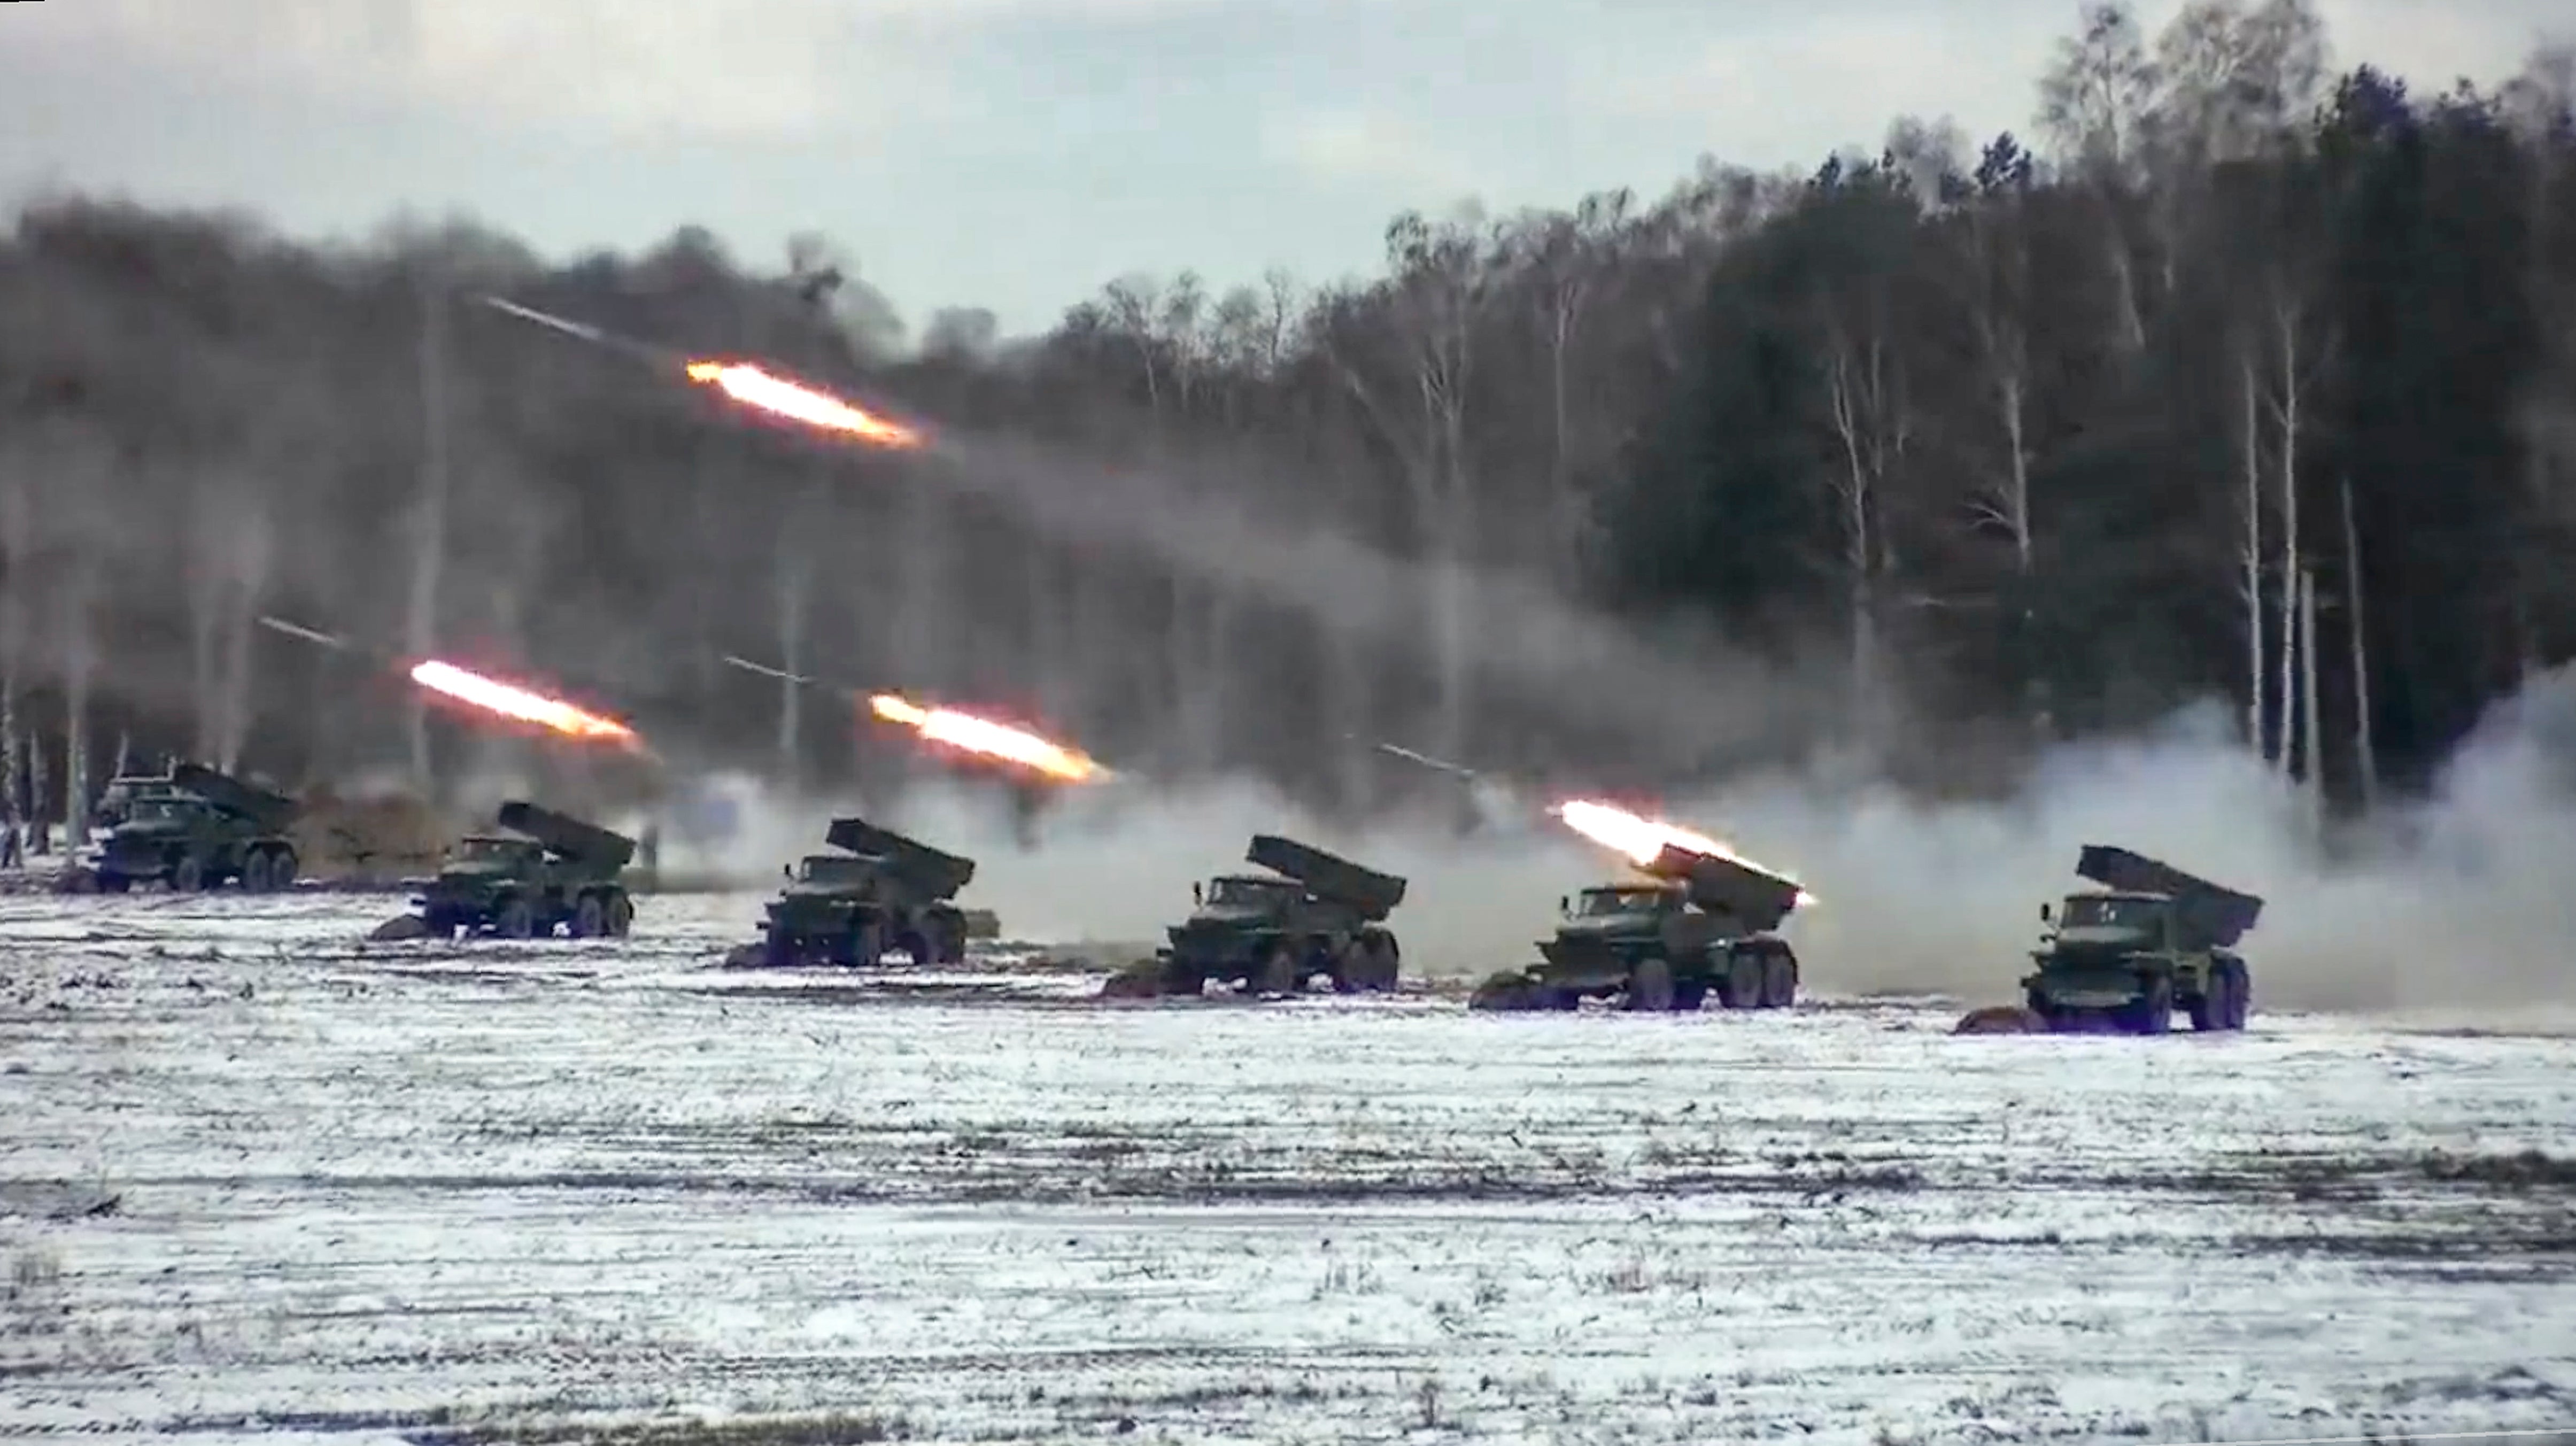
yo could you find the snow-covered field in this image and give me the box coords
[3,891,2572,1445]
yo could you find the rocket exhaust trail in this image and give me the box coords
[473,295,690,367]
[477,294,925,446]
[721,654,822,687]
[256,615,357,653]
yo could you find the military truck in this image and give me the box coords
[1468,843,1803,1012]
[1107,834,1406,999]
[393,801,638,940]
[2021,845,2258,1034]
[68,761,302,893]
[751,817,976,968]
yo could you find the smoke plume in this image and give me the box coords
[608,663,2576,1026]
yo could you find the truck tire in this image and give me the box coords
[1722,950,1762,1009]
[763,927,798,969]
[606,892,634,938]
[171,855,204,893]
[1628,956,1678,1012]
[1762,947,1799,1009]
[2122,974,2173,1035]
[238,850,269,894]
[269,846,298,891]
[1337,935,1398,993]
[897,930,932,967]
[572,893,606,938]
[1158,956,1208,997]
[1258,941,1302,997]
[97,871,131,894]
[2187,971,2225,1032]
[2215,960,2251,1030]
[496,896,535,939]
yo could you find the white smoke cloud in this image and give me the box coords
[610,664,2576,1029]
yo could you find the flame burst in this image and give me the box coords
[411,660,639,746]
[684,360,923,449]
[1553,798,1818,906]
[869,693,1101,783]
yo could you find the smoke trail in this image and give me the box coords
[915,430,1846,774]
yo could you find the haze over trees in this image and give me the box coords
[1,0,2571,847]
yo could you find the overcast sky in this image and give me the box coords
[4,0,2563,338]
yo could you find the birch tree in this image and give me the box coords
[2036,1,2160,351]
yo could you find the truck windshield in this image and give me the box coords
[2061,896,2161,929]
[1574,888,1666,917]
[1204,878,1293,908]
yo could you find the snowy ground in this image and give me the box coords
[2,892,2572,1445]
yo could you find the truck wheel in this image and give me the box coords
[238,851,268,894]
[1628,956,1677,1012]
[496,897,535,939]
[2187,975,2223,1032]
[607,893,634,938]
[572,894,606,938]
[2023,987,2059,1030]
[97,872,131,894]
[2123,975,2173,1035]
[171,856,204,893]
[1723,950,1762,1009]
[1762,948,1799,1009]
[896,930,932,967]
[269,847,298,891]
[2221,962,2252,1030]
[1258,942,1302,997]
[762,929,798,968]
[1158,957,1206,996]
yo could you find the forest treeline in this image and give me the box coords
[1,0,2572,842]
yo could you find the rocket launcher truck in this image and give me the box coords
[66,761,303,894]
[384,801,639,940]
[1104,834,1407,999]
[2018,845,2261,1034]
[746,816,978,968]
[1469,842,1805,1013]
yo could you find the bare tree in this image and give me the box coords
[2339,477,2377,809]
[2297,563,2322,826]
[2036,2,2160,350]
[1816,280,1915,739]
[2236,349,2269,760]
[404,273,450,794]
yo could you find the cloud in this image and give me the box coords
[16,0,981,143]
[1258,107,1480,199]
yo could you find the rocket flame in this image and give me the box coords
[868,693,1101,783]
[1553,798,1818,906]
[410,660,639,746]
[684,360,923,449]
